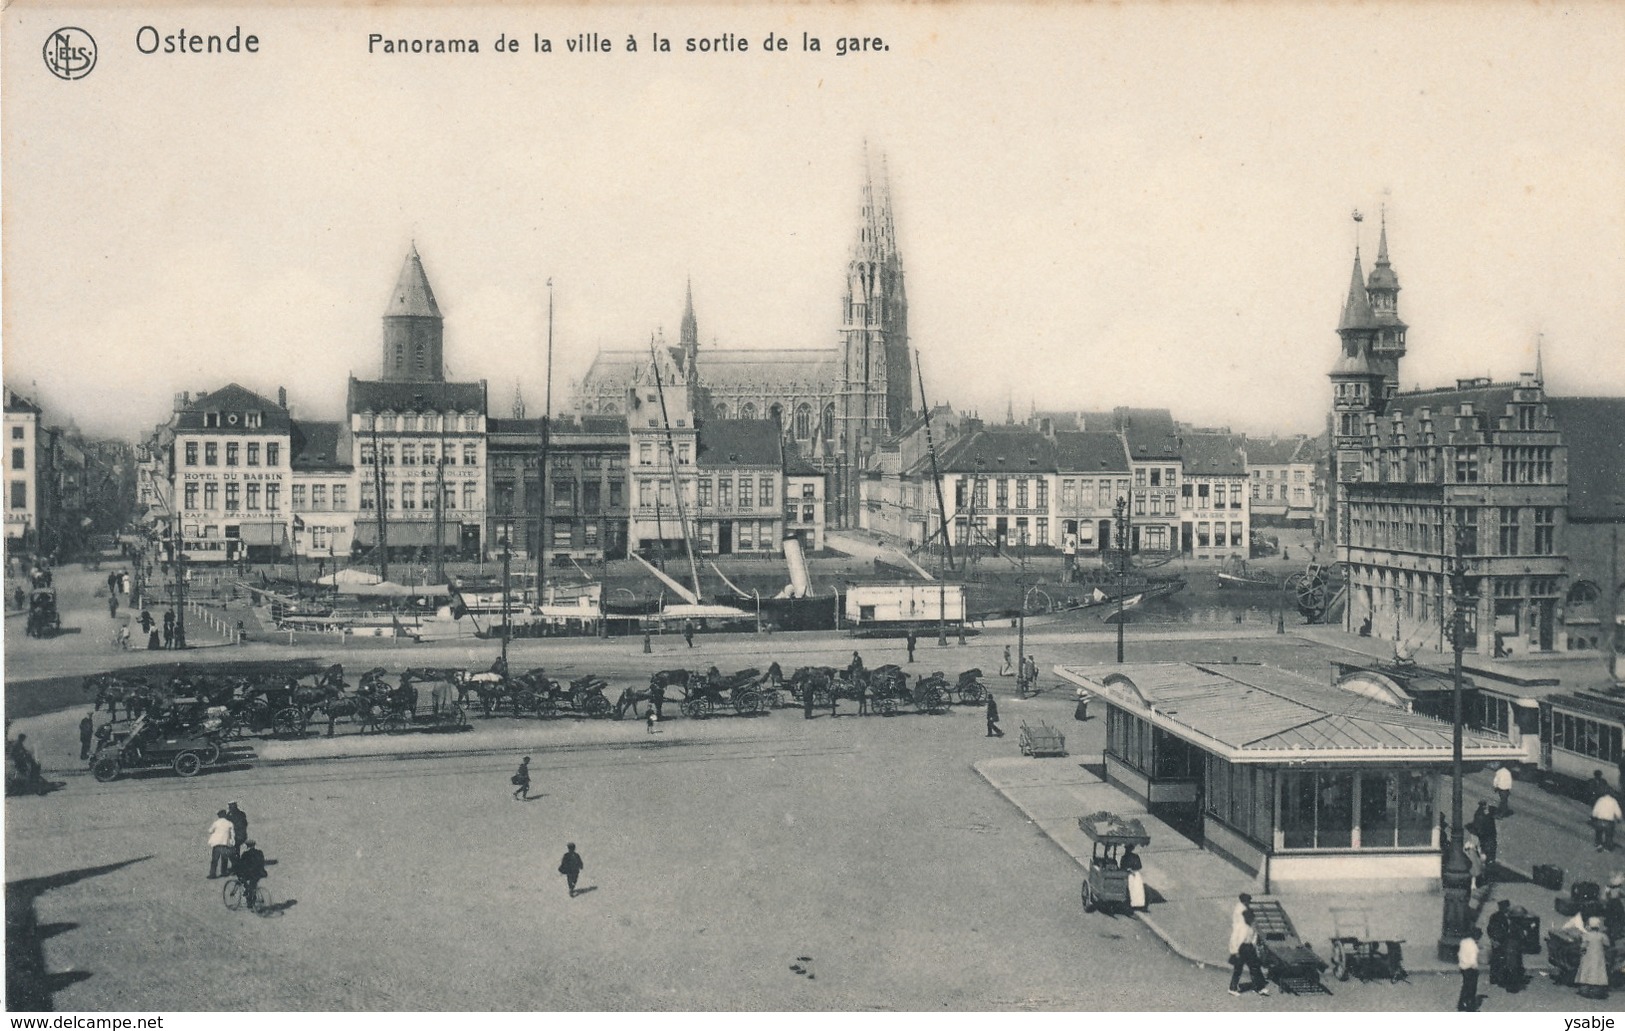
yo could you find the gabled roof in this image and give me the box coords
[1376,383,1522,445]
[348,377,485,415]
[1549,397,1625,520]
[694,349,839,390]
[4,390,42,415]
[1117,407,1180,461]
[936,429,1056,474]
[384,246,441,319]
[174,383,290,434]
[1240,436,1309,466]
[697,419,782,468]
[289,421,349,471]
[1179,433,1247,477]
[1053,431,1128,474]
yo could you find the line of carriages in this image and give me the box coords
[78,659,998,782]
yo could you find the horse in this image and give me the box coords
[615,686,654,720]
[449,668,508,715]
[399,668,457,715]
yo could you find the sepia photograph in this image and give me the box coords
[4,0,1625,1017]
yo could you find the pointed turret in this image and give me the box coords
[679,278,699,380]
[381,244,445,381]
[1337,249,1377,332]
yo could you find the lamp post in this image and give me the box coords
[1437,524,1477,961]
[1114,496,1129,663]
[500,518,513,675]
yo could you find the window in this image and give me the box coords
[1498,507,1520,555]
[205,442,219,466]
[333,485,347,510]
[973,478,988,509]
[583,482,601,514]
[400,482,415,510]
[996,478,1009,509]
[225,483,241,512]
[184,442,198,466]
[204,411,220,428]
[463,444,477,466]
[554,481,574,510]
[10,448,24,471]
[740,477,754,509]
[291,484,307,510]
[718,478,733,508]
[1133,494,1145,516]
[1230,483,1243,509]
[697,478,712,507]
[1098,480,1112,508]
[741,403,757,420]
[1534,507,1556,554]
[265,483,280,511]
[739,521,756,551]
[1453,447,1480,483]
[266,443,280,466]
[676,443,692,466]
[1016,479,1029,509]
[1036,517,1049,546]
[226,443,239,466]
[1455,507,1479,555]
[439,443,455,465]
[803,504,817,523]
[1231,522,1243,547]
[401,444,416,466]
[461,482,476,511]
[9,426,20,440]
[640,479,654,508]
[608,481,624,508]
[584,521,600,547]
[1061,479,1076,511]
[247,442,260,466]
[1135,468,1147,487]
[184,482,198,510]
[639,441,654,466]
[311,484,328,511]
[202,482,218,510]
[421,483,435,509]
[246,483,260,510]
[361,488,375,511]
[760,477,774,508]
[311,526,330,551]
[794,404,811,440]
[380,444,394,466]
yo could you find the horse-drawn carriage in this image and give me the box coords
[679,667,772,718]
[25,588,60,638]
[337,667,467,733]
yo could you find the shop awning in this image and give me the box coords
[238,522,288,545]
[353,522,459,546]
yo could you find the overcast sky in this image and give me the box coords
[5,3,1623,441]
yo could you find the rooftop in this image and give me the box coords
[289,420,350,471]
[1548,397,1625,520]
[696,419,782,468]
[173,383,291,435]
[348,378,485,416]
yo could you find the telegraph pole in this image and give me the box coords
[1115,496,1128,663]
[1437,524,1476,960]
[501,518,513,675]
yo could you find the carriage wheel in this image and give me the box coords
[584,693,612,718]
[273,708,305,737]
[876,696,897,716]
[1330,940,1350,981]
[681,698,704,720]
[199,742,222,766]
[961,683,986,705]
[732,691,758,716]
[91,753,122,783]
[443,704,467,728]
[383,712,410,734]
[1081,880,1096,913]
[173,751,202,777]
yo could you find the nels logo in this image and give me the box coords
[43,27,97,80]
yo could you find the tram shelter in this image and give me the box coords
[1057,662,1526,892]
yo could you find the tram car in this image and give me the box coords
[1538,689,1625,791]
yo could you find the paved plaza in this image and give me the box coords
[6,566,1619,1011]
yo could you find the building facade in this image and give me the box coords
[1243,435,1319,527]
[486,415,631,566]
[171,384,292,564]
[288,420,356,564]
[5,391,40,543]
[1177,433,1250,560]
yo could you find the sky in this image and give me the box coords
[4,2,1624,442]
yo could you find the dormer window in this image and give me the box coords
[245,411,263,429]
[204,411,220,428]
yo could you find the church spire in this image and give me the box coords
[1337,247,1377,332]
[1535,332,1546,384]
[381,243,445,381]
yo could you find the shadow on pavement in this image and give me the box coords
[5,855,153,1011]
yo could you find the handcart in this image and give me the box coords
[1249,898,1330,994]
[1077,811,1149,915]
[1019,720,1067,757]
[1328,906,1407,983]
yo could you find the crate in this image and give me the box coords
[1018,720,1067,758]
[1532,864,1564,891]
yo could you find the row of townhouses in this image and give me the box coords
[6,390,136,558]
[135,249,827,570]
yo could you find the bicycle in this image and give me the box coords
[222,876,272,914]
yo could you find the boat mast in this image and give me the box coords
[648,337,703,602]
[535,278,554,606]
[916,350,954,573]
[433,413,446,584]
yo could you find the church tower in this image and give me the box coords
[381,245,445,382]
[679,278,699,386]
[835,149,912,527]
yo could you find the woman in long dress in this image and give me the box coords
[1121,843,1146,910]
[1576,917,1611,1000]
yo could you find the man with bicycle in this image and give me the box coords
[233,839,267,909]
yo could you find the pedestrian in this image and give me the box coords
[1576,917,1611,1001]
[107,570,118,596]
[651,681,665,720]
[683,619,695,648]
[1589,770,1611,805]
[9,735,39,784]
[1592,790,1622,852]
[1487,899,1517,989]
[1493,764,1514,816]
[120,571,130,596]
[226,802,249,862]
[1456,926,1483,1011]
[207,809,235,878]
[558,842,584,897]
[148,626,162,650]
[1606,872,1625,942]
[1121,843,1146,911]
[79,712,95,761]
[1000,645,1014,676]
[985,693,1003,737]
[803,672,816,721]
[1227,909,1269,997]
[1232,892,1253,936]
[646,709,659,735]
[511,757,531,802]
[1469,800,1498,867]
[906,630,916,663]
[106,593,118,618]
[162,609,175,649]
[1073,688,1091,722]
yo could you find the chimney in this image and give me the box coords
[278,386,288,409]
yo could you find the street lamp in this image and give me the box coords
[1438,524,1478,961]
[500,518,513,674]
[1114,496,1129,663]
